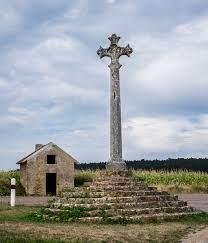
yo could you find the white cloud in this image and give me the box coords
[128,16,208,109]
[106,0,116,4]
[0,78,9,87]
[0,3,22,37]
[0,106,35,126]
[123,114,208,159]
[1,1,208,169]
[4,33,105,108]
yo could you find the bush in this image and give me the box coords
[74,170,100,187]
[0,170,25,196]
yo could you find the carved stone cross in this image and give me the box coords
[97,34,133,171]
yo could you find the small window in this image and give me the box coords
[47,155,56,164]
[114,92,116,99]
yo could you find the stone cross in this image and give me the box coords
[97,34,133,171]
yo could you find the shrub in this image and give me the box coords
[74,170,98,187]
[0,170,25,196]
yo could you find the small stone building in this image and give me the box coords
[17,142,77,196]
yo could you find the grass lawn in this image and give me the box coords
[0,205,207,243]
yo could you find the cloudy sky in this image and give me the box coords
[1,0,208,169]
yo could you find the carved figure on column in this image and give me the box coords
[97,34,133,171]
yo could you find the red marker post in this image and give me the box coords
[11,178,16,207]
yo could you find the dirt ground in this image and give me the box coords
[0,220,197,242]
[1,194,208,242]
[178,194,208,212]
[1,204,199,242]
[0,196,50,206]
[182,226,208,243]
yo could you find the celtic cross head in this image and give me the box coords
[97,34,133,66]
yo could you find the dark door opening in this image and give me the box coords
[46,173,56,195]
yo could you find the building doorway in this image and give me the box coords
[46,173,56,195]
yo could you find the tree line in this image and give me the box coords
[75,158,208,172]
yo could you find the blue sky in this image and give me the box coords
[1,0,208,169]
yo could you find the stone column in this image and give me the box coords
[97,34,133,171]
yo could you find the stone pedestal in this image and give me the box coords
[106,161,126,171]
[45,170,196,223]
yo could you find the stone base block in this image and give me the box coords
[106,161,126,171]
[44,170,197,223]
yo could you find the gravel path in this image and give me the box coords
[178,194,208,243]
[0,196,50,206]
[178,194,208,212]
[182,227,208,243]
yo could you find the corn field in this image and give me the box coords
[1,169,208,195]
[132,170,208,193]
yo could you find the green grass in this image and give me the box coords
[0,205,40,222]
[0,205,205,243]
[1,204,208,225]
[181,212,208,224]
[27,206,98,223]
[74,170,99,187]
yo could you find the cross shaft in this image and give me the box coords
[97,34,133,171]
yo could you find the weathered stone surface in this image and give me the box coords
[17,142,76,196]
[44,172,197,223]
[97,34,133,170]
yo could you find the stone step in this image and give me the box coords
[88,185,155,191]
[45,172,197,224]
[61,190,170,198]
[61,191,103,198]
[77,212,197,223]
[102,190,170,197]
[91,181,141,187]
[86,206,194,217]
[92,178,144,183]
[94,176,133,182]
[63,185,158,193]
[56,195,178,204]
[51,200,187,210]
[46,205,193,218]
[93,179,134,184]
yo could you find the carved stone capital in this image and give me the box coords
[97,34,133,65]
[108,34,121,46]
[97,46,109,59]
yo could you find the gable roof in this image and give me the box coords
[16,142,78,164]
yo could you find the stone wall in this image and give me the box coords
[20,143,74,195]
[20,163,27,191]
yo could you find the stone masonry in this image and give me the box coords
[97,34,133,171]
[44,171,197,223]
[17,142,76,196]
